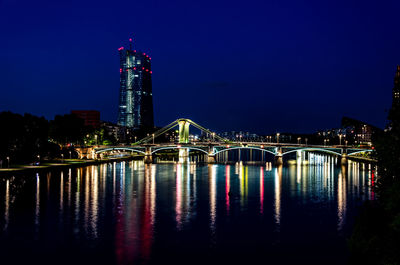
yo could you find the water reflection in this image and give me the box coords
[274,165,282,228]
[0,157,378,264]
[4,179,9,231]
[35,174,40,236]
[338,165,347,231]
[175,164,182,229]
[225,165,230,214]
[260,167,264,215]
[238,164,248,208]
[209,165,217,235]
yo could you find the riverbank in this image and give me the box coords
[347,155,377,163]
[0,156,141,176]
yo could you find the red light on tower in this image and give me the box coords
[146,69,149,72]
[133,67,136,70]
[142,67,145,70]
[129,38,133,50]
[150,71,152,74]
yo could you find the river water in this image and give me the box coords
[0,158,376,265]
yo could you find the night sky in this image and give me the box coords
[1,0,399,134]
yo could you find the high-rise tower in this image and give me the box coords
[117,38,154,128]
[393,65,400,107]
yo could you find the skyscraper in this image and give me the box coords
[117,38,154,128]
[393,65,400,107]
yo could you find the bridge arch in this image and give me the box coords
[151,146,209,155]
[95,147,146,155]
[213,146,276,156]
[281,148,342,157]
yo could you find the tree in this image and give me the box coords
[349,102,400,264]
[49,114,91,146]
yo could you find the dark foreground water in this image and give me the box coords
[0,159,376,265]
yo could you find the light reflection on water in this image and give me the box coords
[0,157,376,264]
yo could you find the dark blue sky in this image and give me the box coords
[1,0,399,133]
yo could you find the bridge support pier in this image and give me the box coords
[144,154,153,164]
[296,150,303,163]
[274,155,283,166]
[144,147,153,164]
[179,148,189,163]
[207,154,216,164]
[341,154,348,165]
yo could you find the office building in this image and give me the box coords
[117,38,154,128]
[71,110,100,128]
[393,65,400,106]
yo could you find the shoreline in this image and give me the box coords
[0,155,377,176]
[0,156,141,176]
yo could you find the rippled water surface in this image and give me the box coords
[0,159,376,264]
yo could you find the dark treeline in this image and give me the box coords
[0,111,109,165]
[349,103,400,264]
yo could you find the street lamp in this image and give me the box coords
[6,156,9,168]
[324,139,327,146]
[61,154,64,162]
[339,134,342,146]
[305,138,308,146]
[152,133,155,144]
[134,136,137,143]
[95,135,98,146]
[297,137,301,145]
[276,133,280,144]
[69,151,72,159]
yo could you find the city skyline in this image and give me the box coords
[1,0,400,134]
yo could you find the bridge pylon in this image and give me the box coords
[178,119,190,144]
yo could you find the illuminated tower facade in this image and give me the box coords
[117,39,154,128]
[393,65,400,107]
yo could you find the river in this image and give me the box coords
[0,157,376,264]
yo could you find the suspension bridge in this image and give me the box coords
[76,118,373,165]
